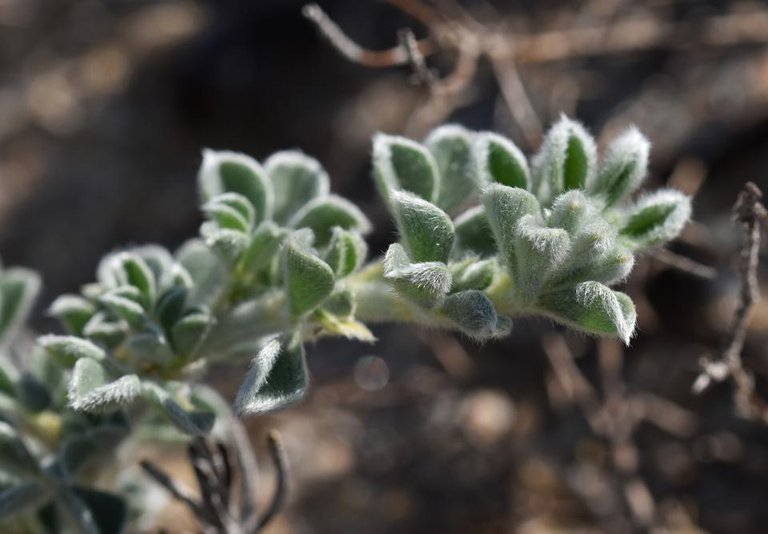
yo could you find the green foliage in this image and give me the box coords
[0,116,691,531]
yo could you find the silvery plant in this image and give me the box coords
[0,116,690,532]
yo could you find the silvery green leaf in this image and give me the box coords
[538,281,636,344]
[426,124,477,213]
[514,215,571,301]
[0,421,41,477]
[48,295,96,336]
[384,244,452,308]
[282,231,335,317]
[324,227,368,278]
[620,189,691,250]
[531,116,596,200]
[265,150,330,224]
[453,206,497,257]
[440,290,506,340]
[235,338,309,416]
[82,312,126,348]
[481,184,540,273]
[204,227,249,266]
[98,293,146,326]
[321,289,355,318]
[154,286,188,331]
[239,221,286,277]
[69,358,140,413]
[373,134,439,202]
[131,244,174,283]
[390,190,454,263]
[123,333,176,366]
[590,126,650,206]
[474,132,529,189]
[17,373,51,413]
[547,190,594,233]
[0,482,49,519]
[199,150,273,223]
[0,267,41,348]
[142,382,215,435]
[288,195,371,246]
[171,309,213,357]
[176,239,228,307]
[38,335,106,367]
[454,258,497,291]
[203,193,253,232]
[552,244,634,288]
[97,253,156,305]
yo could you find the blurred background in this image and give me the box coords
[3,0,768,532]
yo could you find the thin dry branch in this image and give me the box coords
[693,182,768,422]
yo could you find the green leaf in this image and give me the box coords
[234,338,309,416]
[265,150,330,224]
[68,358,140,413]
[97,253,156,306]
[237,221,286,280]
[0,482,49,519]
[514,215,571,301]
[38,335,106,367]
[59,425,128,479]
[0,421,40,477]
[390,190,454,263]
[0,267,41,348]
[199,150,273,223]
[203,193,254,232]
[154,286,188,331]
[384,244,452,308]
[531,116,596,200]
[17,373,51,413]
[171,309,213,357]
[373,134,439,202]
[590,126,650,206]
[176,239,228,307]
[48,295,96,336]
[282,231,335,316]
[538,281,636,344]
[324,227,368,278]
[547,190,595,233]
[453,206,497,257]
[99,293,146,326]
[426,124,477,213]
[142,382,215,436]
[203,226,249,265]
[480,184,540,273]
[81,312,126,348]
[123,333,176,366]
[620,189,691,249]
[288,195,371,246]
[440,290,508,340]
[475,132,529,189]
[453,258,497,291]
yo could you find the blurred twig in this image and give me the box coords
[693,182,768,422]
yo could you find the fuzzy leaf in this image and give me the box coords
[538,281,636,344]
[325,227,368,278]
[288,195,371,246]
[514,215,571,300]
[171,310,212,357]
[590,126,650,206]
[238,221,286,278]
[374,134,439,202]
[440,290,507,340]
[234,338,309,416]
[176,239,227,307]
[123,333,176,366]
[69,358,140,413]
[142,382,215,436]
[48,295,96,336]
[620,189,691,249]
[282,231,335,316]
[426,125,477,213]
[0,267,41,348]
[391,190,454,263]
[453,206,497,257]
[481,184,540,272]
[99,293,146,326]
[38,335,106,367]
[203,193,254,232]
[531,116,596,200]
[454,259,498,291]
[265,151,330,223]
[0,482,49,519]
[199,150,273,223]
[475,132,529,189]
[82,313,126,348]
[384,244,452,308]
[59,425,128,479]
[154,286,188,331]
